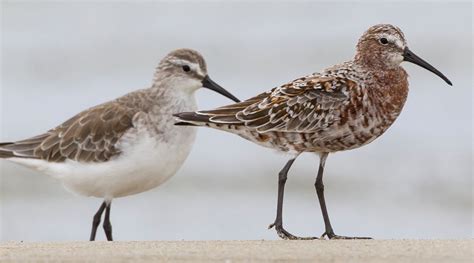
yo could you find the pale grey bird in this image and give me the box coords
[0,48,240,241]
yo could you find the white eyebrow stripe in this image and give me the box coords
[380,33,405,49]
[169,58,194,67]
[169,58,205,76]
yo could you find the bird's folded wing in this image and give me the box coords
[0,102,139,163]
[199,76,355,133]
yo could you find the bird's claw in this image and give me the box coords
[269,222,317,240]
[320,231,373,240]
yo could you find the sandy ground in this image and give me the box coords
[0,240,471,262]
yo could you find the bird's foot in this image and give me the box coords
[320,231,372,240]
[268,222,317,240]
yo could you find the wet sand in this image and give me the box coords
[0,240,471,262]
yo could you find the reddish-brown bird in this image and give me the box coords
[175,24,452,240]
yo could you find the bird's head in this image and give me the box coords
[155,48,240,102]
[355,24,451,85]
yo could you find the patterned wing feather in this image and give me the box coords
[0,102,139,163]
[198,89,276,124]
[198,75,355,133]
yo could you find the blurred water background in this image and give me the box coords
[1,1,472,241]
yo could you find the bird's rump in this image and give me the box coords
[0,101,139,163]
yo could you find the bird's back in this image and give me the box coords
[0,90,148,163]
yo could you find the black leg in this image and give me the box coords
[269,158,317,240]
[315,153,372,240]
[90,201,107,241]
[103,201,113,241]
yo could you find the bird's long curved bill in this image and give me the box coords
[403,47,452,86]
[202,75,240,102]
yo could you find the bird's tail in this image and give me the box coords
[173,110,244,132]
[174,93,266,128]
[0,142,15,158]
[173,112,212,127]
[0,134,48,159]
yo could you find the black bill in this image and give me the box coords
[403,47,452,86]
[202,75,240,102]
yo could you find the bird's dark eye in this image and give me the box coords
[379,38,389,45]
[182,65,191,72]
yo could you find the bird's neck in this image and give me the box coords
[365,66,409,120]
[147,82,198,118]
[354,52,401,71]
[370,66,408,91]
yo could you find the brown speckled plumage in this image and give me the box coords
[175,24,452,240]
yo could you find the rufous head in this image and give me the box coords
[355,24,452,85]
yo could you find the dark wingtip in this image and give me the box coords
[174,112,210,122]
[173,112,194,120]
[0,142,14,158]
[174,122,197,126]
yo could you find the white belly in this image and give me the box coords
[7,90,200,200]
[9,126,197,199]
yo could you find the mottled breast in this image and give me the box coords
[304,67,409,152]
